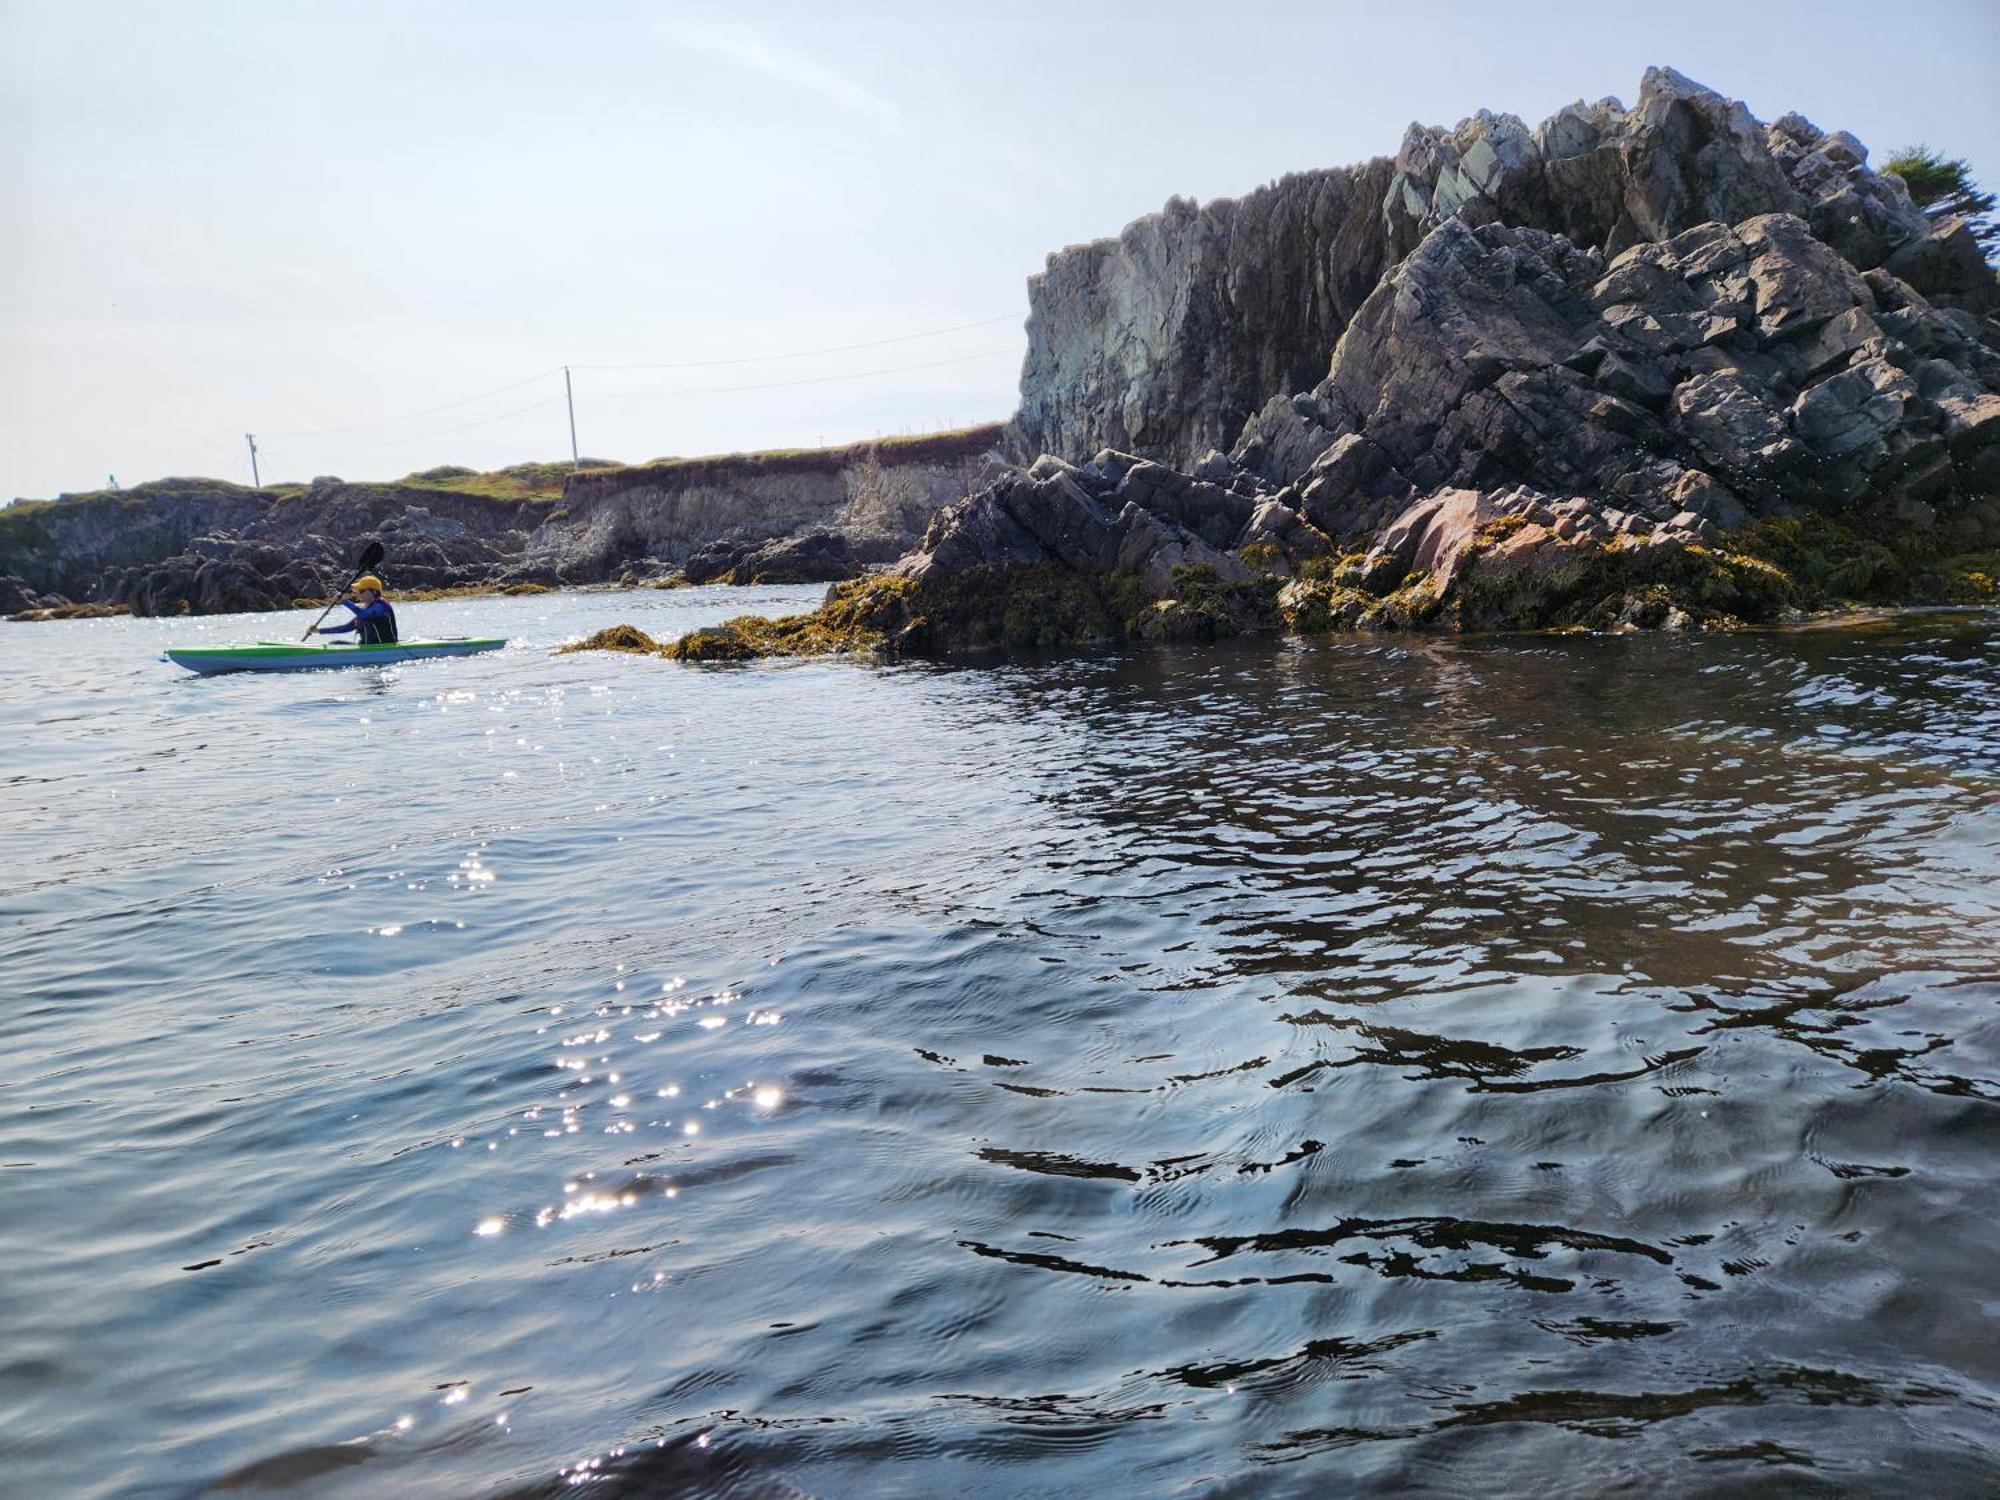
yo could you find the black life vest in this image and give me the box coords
[358,603,399,645]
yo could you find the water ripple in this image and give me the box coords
[2,598,1997,1496]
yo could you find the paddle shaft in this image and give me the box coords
[301,543,385,641]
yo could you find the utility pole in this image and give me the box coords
[245,433,261,487]
[564,367,580,470]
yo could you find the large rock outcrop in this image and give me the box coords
[662,69,1999,662]
[854,208,1997,649]
[1236,212,2000,530]
[1012,67,1997,473]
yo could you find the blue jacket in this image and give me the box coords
[322,598,398,644]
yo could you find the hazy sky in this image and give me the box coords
[4,0,1995,499]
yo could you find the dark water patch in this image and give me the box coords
[975,1147,1141,1182]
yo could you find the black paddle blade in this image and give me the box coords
[355,540,385,573]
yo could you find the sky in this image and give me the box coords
[3,0,1996,500]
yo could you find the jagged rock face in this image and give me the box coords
[681,529,906,586]
[853,192,1997,652]
[1007,160,1396,469]
[1389,67,1810,261]
[1015,66,1997,471]
[900,453,1257,601]
[1235,214,2000,534]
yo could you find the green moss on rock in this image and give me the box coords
[1132,565,1282,642]
[1238,541,1283,574]
[1278,578,1373,631]
[544,501,2000,665]
[1448,524,1801,632]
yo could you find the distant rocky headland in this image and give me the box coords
[8,68,1998,648]
[0,428,1007,619]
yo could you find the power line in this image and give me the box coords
[570,313,1023,372]
[267,395,569,458]
[249,314,1025,442]
[260,367,564,439]
[243,316,1027,471]
[583,348,1020,399]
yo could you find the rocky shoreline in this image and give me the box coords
[571,67,1998,662]
[0,429,1005,620]
[7,69,1997,651]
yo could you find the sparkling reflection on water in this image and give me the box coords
[1,591,1997,1498]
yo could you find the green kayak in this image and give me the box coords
[165,637,507,676]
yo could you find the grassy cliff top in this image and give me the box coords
[569,424,1006,495]
[396,461,610,501]
[8,466,575,511]
[5,425,1007,515]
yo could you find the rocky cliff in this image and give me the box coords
[645,67,1999,661]
[1010,67,1996,473]
[0,475,546,617]
[1009,160,1397,468]
[0,428,1005,617]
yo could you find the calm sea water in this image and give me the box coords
[2,589,1998,1498]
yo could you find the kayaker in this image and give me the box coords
[312,576,399,644]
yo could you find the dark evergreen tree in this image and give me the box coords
[1885,145,1998,258]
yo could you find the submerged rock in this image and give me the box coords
[666,625,762,662]
[8,601,130,622]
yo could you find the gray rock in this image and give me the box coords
[1011,66,1995,473]
[1236,498,1332,570]
[1671,371,1801,479]
[1233,211,1995,527]
[898,461,1243,603]
[1008,159,1397,468]
[1789,358,1919,461]
[0,575,52,614]
[681,529,902,586]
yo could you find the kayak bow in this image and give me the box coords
[165,637,506,676]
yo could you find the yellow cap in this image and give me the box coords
[351,575,385,595]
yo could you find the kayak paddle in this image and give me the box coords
[302,541,386,641]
